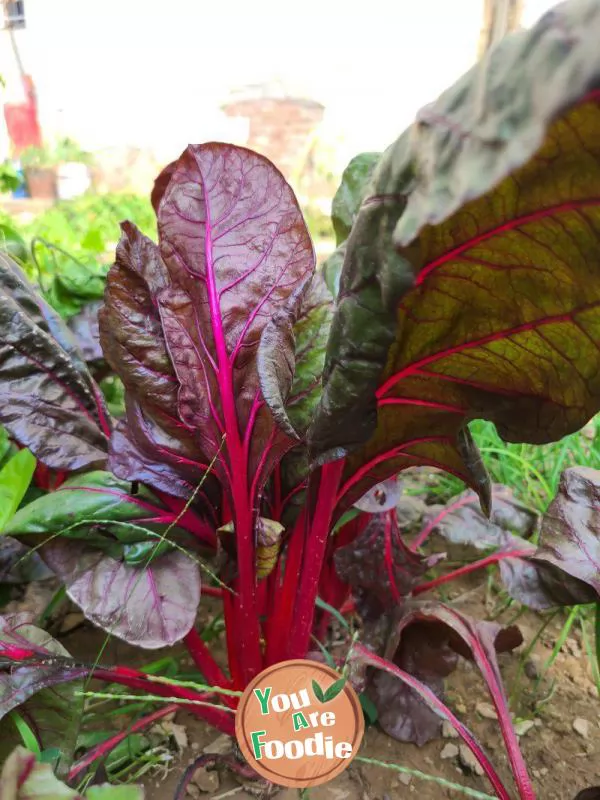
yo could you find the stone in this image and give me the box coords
[459,745,485,776]
[524,660,539,680]
[475,702,497,720]
[573,718,590,739]
[192,766,220,793]
[441,743,459,760]
[442,721,459,739]
[186,786,200,799]
[514,720,535,737]
[203,734,232,755]
[399,773,412,786]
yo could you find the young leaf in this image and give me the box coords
[310,1,600,518]
[0,449,36,531]
[41,539,200,648]
[311,679,325,703]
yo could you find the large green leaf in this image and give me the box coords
[0,449,36,531]
[321,152,380,297]
[310,0,600,514]
[4,471,162,539]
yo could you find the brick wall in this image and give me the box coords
[222,93,325,186]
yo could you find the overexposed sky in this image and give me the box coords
[1,0,561,166]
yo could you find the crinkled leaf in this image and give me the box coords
[0,449,36,531]
[0,255,110,471]
[0,746,144,799]
[532,466,600,604]
[311,1,600,519]
[0,616,86,772]
[369,620,458,745]
[67,301,103,365]
[321,153,381,298]
[41,540,200,648]
[331,152,381,246]
[99,224,212,500]
[334,512,437,611]
[155,143,314,498]
[276,274,334,525]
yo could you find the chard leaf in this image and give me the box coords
[0,254,110,472]
[155,143,314,499]
[334,512,438,611]
[4,471,165,538]
[100,224,211,500]
[67,301,103,365]
[41,540,200,648]
[310,0,600,516]
[0,449,36,531]
[0,537,52,584]
[532,466,600,604]
[0,746,144,799]
[322,152,380,297]
[0,616,86,772]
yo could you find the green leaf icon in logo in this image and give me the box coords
[312,676,347,703]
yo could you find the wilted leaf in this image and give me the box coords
[310,1,600,519]
[41,540,200,648]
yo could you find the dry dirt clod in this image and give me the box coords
[192,765,220,793]
[573,718,591,739]
[458,744,485,776]
[442,720,459,739]
[441,743,459,760]
[514,720,535,737]
[203,734,233,755]
[475,702,497,720]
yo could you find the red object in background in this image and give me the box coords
[3,75,42,155]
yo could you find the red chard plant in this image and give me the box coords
[2,0,600,796]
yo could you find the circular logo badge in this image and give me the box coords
[235,659,364,788]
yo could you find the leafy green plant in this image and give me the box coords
[1,3,600,798]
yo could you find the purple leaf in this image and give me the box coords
[41,540,200,648]
[67,300,104,365]
[532,466,600,604]
[0,537,52,584]
[155,143,314,499]
[0,256,110,472]
[334,511,439,611]
[0,614,87,770]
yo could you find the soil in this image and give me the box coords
[46,578,599,800]
[5,471,599,800]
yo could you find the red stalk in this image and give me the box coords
[441,608,536,800]
[351,643,511,800]
[68,703,178,781]
[93,667,234,735]
[412,549,533,596]
[288,460,345,659]
[184,628,233,693]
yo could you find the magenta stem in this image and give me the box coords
[413,549,532,596]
